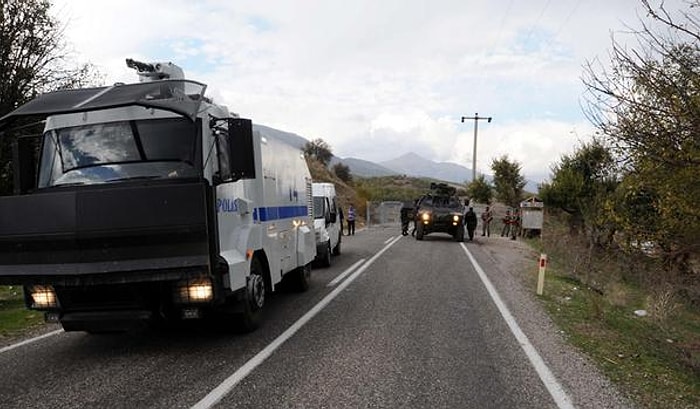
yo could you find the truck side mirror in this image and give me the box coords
[227,118,256,181]
[329,212,337,224]
[13,136,38,195]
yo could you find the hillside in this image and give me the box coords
[306,158,366,225]
[256,122,539,193]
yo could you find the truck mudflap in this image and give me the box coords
[296,224,316,267]
[0,180,213,285]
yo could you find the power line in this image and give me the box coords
[522,0,553,48]
[488,0,515,52]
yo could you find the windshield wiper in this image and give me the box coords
[51,182,86,187]
[105,175,162,183]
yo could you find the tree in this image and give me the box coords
[332,162,352,183]
[466,174,493,205]
[303,138,333,166]
[0,0,102,194]
[582,0,700,274]
[539,140,618,237]
[490,155,525,208]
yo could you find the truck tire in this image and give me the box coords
[332,233,341,255]
[291,262,311,292]
[321,241,332,267]
[238,257,266,332]
[416,224,425,240]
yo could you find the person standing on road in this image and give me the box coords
[464,207,478,241]
[501,209,512,237]
[481,205,493,237]
[411,198,419,237]
[347,204,356,235]
[511,208,521,240]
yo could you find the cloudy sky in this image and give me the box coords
[50,0,688,183]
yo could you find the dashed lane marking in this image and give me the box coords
[327,258,366,287]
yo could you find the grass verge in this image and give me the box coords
[533,259,700,409]
[0,286,44,338]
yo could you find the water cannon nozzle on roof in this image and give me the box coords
[125,58,185,82]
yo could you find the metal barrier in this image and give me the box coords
[366,201,404,227]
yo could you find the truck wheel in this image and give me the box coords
[416,224,424,240]
[292,263,311,292]
[321,241,332,267]
[238,257,266,332]
[455,226,465,242]
[332,233,341,255]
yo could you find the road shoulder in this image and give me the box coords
[466,236,633,409]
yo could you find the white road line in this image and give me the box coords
[0,329,63,354]
[460,243,575,409]
[383,236,395,244]
[327,258,366,287]
[192,235,403,409]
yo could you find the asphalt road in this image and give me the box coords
[0,227,626,409]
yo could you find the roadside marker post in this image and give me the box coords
[537,254,547,296]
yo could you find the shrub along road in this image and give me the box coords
[0,227,630,409]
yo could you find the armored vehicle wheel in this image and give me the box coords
[455,226,465,242]
[416,224,425,240]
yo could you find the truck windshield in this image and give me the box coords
[38,117,199,187]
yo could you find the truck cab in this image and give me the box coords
[311,183,342,267]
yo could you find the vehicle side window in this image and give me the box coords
[215,127,232,181]
[38,131,61,188]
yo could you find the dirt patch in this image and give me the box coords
[477,235,541,280]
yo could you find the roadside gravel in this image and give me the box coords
[468,235,634,409]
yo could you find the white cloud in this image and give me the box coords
[50,0,688,184]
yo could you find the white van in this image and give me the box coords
[312,183,342,266]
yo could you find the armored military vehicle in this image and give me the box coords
[414,183,465,242]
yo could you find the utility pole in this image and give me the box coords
[461,113,492,183]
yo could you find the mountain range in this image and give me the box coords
[254,123,539,192]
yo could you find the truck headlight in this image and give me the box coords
[421,212,431,222]
[174,278,214,303]
[452,215,461,225]
[29,285,58,309]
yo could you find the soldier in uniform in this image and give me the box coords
[400,202,413,236]
[511,208,521,240]
[464,207,478,241]
[501,209,512,237]
[481,205,493,237]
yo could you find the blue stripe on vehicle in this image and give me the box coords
[254,205,309,222]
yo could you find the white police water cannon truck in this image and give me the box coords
[0,59,316,332]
